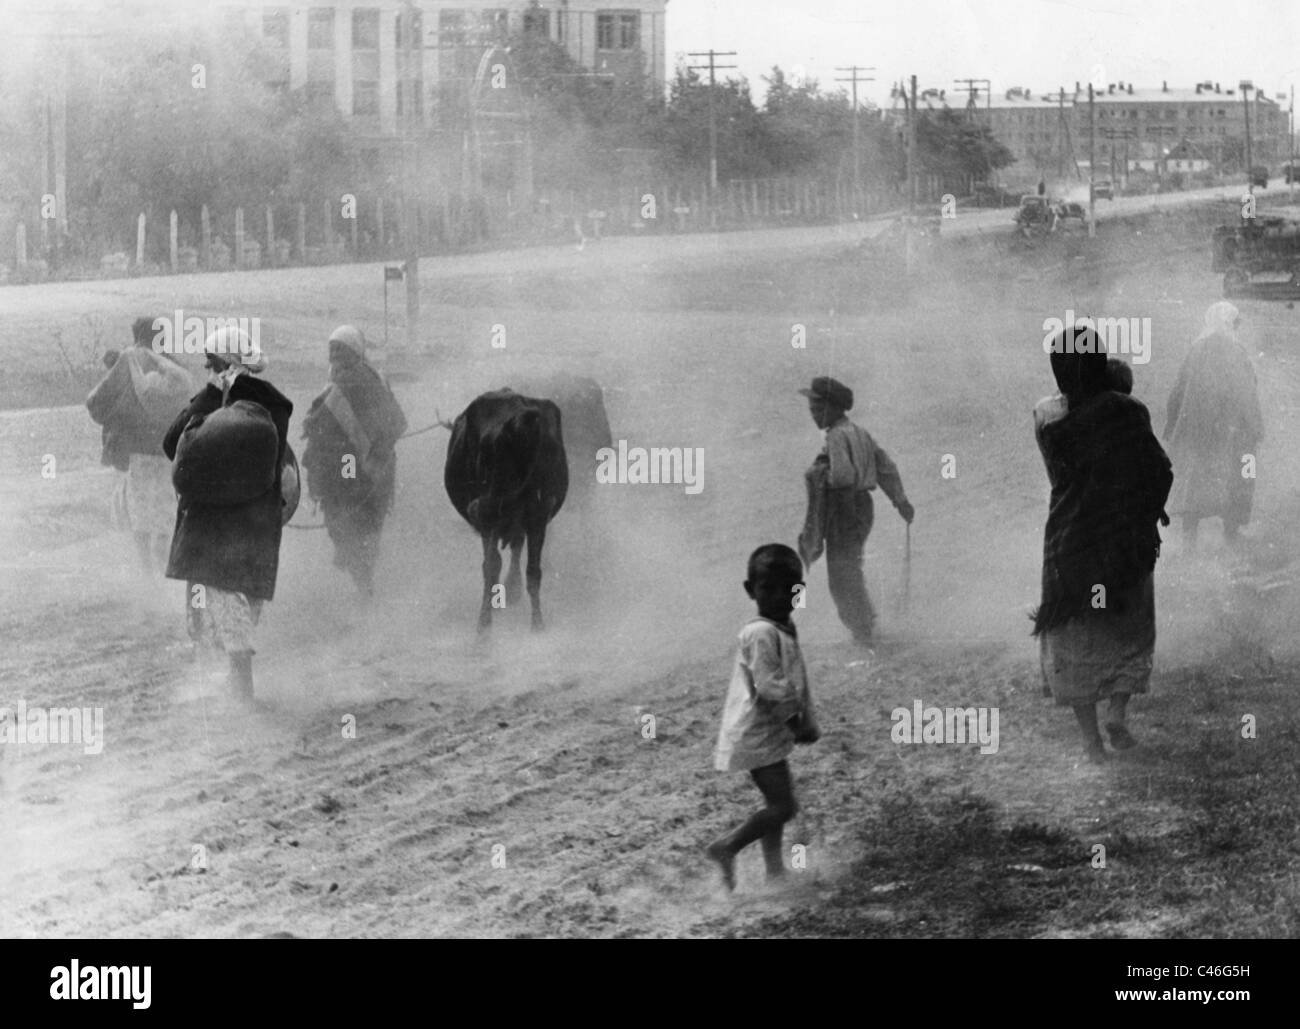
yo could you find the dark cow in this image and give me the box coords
[517,373,613,505]
[444,389,568,632]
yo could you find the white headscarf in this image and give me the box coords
[1199,301,1240,341]
[204,327,267,390]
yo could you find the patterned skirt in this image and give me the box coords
[1040,573,1155,706]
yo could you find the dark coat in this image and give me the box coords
[162,375,294,601]
[1033,390,1173,635]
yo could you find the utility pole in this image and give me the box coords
[954,77,990,191]
[1087,83,1096,237]
[1290,85,1294,200]
[1241,80,1254,193]
[401,0,421,354]
[906,75,918,274]
[835,65,876,195]
[688,50,738,192]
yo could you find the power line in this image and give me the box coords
[834,66,875,192]
[687,49,737,192]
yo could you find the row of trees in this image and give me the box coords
[0,22,1014,262]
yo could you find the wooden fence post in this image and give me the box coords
[234,206,245,268]
[200,205,211,268]
[265,206,275,265]
[169,210,178,272]
[296,203,306,261]
[136,212,146,268]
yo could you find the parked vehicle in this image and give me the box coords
[1093,180,1114,200]
[1212,216,1300,296]
[1250,165,1269,188]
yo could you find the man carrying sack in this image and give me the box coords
[797,376,914,647]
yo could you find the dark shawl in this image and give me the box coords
[1032,330,1173,634]
[162,375,294,601]
[300,360,407,509]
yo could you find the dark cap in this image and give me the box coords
[798,376,854,411]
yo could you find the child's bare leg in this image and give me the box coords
[706,762,798,888]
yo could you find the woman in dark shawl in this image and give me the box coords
[1164,301,1263,550]
[300,326,407,598]
[1033,326,1173,762]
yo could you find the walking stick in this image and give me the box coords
[899,522,911,615]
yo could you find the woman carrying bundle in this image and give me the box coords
[163,327,294,701]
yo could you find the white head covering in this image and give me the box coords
[1200,301,1240,341]
[328,324,366,360]
[204,326,266,392]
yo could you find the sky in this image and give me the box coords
[665,0,1300,109]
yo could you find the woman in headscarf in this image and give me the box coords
[86,317,193,573]
[1163,301,1264,550]
[1033,326,1173,762]
[301,325,407,598]
[163,327,293,700]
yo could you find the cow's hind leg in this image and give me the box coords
[526,523,547,632]
[479,533,502,633]
[504,540,523,606]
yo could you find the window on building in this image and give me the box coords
[619,12,639,49]
[308,8,334,49]
[597,12,615,49]
[440,9,468,45]
[396,79,424,118]
[353,79,379,115]
[482,9,509,40]
[262,7,289,47]
[597,10,640,50]
[396,10,424,48]
[524,8,550,37]
[303,79,335,110]
[353,9,379,50]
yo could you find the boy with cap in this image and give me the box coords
[797,376,914,646]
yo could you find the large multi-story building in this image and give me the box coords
[904,79,1290,187]
[11,1,669,140]
[219,1,670,140]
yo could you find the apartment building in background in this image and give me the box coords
[902,78,1289,186]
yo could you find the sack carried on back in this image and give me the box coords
[173,400,280,506]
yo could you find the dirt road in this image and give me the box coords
[2,219,1298,937]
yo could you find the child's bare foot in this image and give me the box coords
[705,841,736,891]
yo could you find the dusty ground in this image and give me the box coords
[1,205,1298,938]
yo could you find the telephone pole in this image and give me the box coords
[688,50,738,192]
[1241,80,1254,192]
[400,0,422,354]
[835,65,875,194]
[954,77,990,190]
[1087,83,1096,237]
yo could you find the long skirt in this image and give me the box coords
[1040,573,1155,706]
[125,453,177,537]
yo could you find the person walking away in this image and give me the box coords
[300,326,407,599]
[1034,326,1173,763]
[797,376,914,646]
[1164,301,1264,551]
[707,544,820,891]
[163,328,293,700]
[86,317,193,573]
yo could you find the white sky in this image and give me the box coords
[665,0,1300,107]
